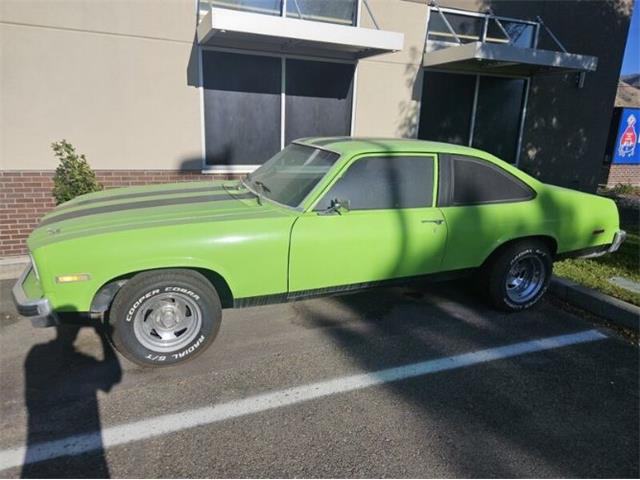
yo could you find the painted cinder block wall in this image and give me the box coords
[0,0,203,172]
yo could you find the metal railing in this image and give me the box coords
[426,2,539,49]
[426,1,573,56]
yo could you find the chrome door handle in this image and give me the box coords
[421,219,444,225]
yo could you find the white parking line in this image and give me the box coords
[0,329,606,471]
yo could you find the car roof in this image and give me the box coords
[294,136,494,159]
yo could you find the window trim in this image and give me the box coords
[198,46,357,174]
[436,154,536,207]
[306,151,439,213]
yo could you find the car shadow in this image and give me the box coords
[291,280,639,477]
[21,324,121,478]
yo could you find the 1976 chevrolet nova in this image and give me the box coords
[14,138,626,366]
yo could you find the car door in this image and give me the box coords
[288,153,447,293]
[436,153,537,272]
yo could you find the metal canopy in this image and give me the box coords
[197,8,404,60]
[423,41,598,76]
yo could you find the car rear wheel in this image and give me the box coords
[484,240,552,312]
[108,269,221,367]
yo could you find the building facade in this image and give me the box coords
[0,0,633,256]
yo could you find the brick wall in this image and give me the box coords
[603,164,640,187]
[0,170,239,257]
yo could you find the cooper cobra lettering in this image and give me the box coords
[164,287,200,301]
[126,288,160,322]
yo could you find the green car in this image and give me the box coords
[14,138,625,366]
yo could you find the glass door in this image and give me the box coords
[471,77,527,163]
[418,71,528,164]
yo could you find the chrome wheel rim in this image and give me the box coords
[133,292,202,352]
[505,255,546,304]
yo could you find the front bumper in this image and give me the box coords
[12,265,59,328]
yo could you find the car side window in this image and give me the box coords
[438,154,534,206]
[314,155,434,211]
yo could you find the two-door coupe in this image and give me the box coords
[14,138,625,366]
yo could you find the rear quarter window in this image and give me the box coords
[438,154,535,206]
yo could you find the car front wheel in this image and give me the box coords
[484,240,552,312]
[108,269,222,367]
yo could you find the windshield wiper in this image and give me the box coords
[253,180,271,193]
[240,178,263,206]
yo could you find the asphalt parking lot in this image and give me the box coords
[0,279,638,478]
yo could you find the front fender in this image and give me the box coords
[38,253,237,312]
[33,217,293,312]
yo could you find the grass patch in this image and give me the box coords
[606,184,640,196]
[554,221,640,306]
[599,183,640,198]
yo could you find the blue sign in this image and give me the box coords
[613,107,640,164]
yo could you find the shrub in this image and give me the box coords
[610,183,640,196]
[51,140,102,205]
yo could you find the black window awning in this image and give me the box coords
[423,41,598,76]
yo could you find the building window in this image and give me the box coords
[210,0,357,26]
[418,71,476,146]
[210,0,282,16]
[202,50,282,168]
[202,50,354,169]
[285,0,357,26]
[285,59,354,145]
[427,11,484,45]
[420,7,535,165]
[315,156,435,211]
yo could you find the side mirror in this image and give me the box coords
[319,197,350,215]
[331,198,350,212]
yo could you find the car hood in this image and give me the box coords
[28,180,286,249]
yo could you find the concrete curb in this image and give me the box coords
[550,276,640,332]
[0,256,29,281]
[0,257,28,314]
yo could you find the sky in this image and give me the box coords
[621,3,640,75]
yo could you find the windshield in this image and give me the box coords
[244,143,340,208]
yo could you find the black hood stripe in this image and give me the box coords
[58,185,229,209]
[40,192,256,227]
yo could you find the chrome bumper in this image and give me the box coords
[570,229,627,259]
[12,265,59,328]
[608,230,626,253]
